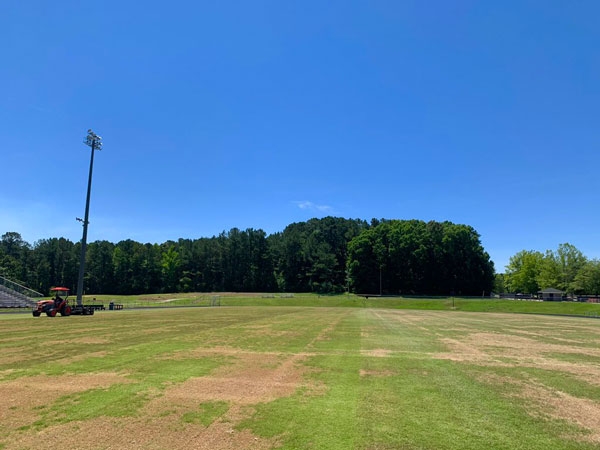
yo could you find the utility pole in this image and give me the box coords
[76,129,102,306]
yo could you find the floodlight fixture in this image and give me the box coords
[76,129,102,306]
[84,129,103,151]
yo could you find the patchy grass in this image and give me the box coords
[2,307,600,449]
[182,401,229,426]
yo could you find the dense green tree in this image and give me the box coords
[274,217,367,293]
[505,250,544,294]
[493,273,506,293]
[346,227,381,294]
[112,240,138,294]
[161,246,181,293]
[504,243,589,295]
[86,240,115,294]
[347,220,494,295]
[556,243,587,293]
[244,228,276,292]
[0,232,30,284]
[122,242,162,294]
[27,238,77,293]
[3,217,496,296]
[537,250,561,291]
[573,260,600,295]
[536,244,587,293]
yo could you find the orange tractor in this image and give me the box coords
[32,287,72,317]
[32,287,95,317]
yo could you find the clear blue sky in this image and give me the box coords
[1,0,599,272]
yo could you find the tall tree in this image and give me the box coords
[505,250,544,294]
[493,273,506,293]
[0,232,30,284]
[536,244,587,293]
[86,240,115,294]
[161,245,181,293]
[347,220,494,295]
[556,243,587,293]
[275,217,367,293]
[573,260,600,295]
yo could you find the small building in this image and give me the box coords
[538,288,564,301]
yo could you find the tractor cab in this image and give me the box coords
[33,287,72,317]
[51,287,69,303]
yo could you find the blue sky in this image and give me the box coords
[1,0,599,272]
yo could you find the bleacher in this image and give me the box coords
[0,276,43,308]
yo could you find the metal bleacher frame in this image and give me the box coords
[0,275,43,308]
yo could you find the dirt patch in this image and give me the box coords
[156,351,308,405]
[0,373,130,430]
[2,411,277,450]
[77,349,313,450]
[0,340,323,449]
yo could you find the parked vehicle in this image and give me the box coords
[32,287,94,317]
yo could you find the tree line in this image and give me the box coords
[0,217,495,296]
[498,243,600,295]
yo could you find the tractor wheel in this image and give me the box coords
[47,309,57,317]
[32,311,41,317]
[89,308,95,316]
[61,305,71,316]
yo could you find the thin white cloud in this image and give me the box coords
[294,201,333,213]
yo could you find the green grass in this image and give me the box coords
[5,292,600,318]
[2,307,600,449]
[239,309,598,450]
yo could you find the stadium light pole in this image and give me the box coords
[76,129,102,306]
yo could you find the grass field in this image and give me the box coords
[22,291,600,317]
[2,306,600,449]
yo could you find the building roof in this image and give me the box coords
[538,288,563,294]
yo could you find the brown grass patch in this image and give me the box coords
[0,346,32,365]
[101,348,314,450]
[157,351,308,405]
[0,343,316,450]
[2,412,277,450]
[0,354,29,366]
[519,382,600,443]
[77,337,110,345]
[0,373,130,430]
[361,349,392,358]
[434,332,600,385]
[475,373,600,444]
[359,369,395,377]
